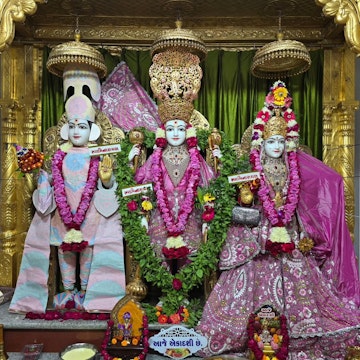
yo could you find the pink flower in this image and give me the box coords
[257,110,270,122]
[202,207,215,222]
[172,278,183,290]
[127,200,138,212]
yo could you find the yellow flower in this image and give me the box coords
[298,237,315,253]
[141,200,153,211]
[273,87,288,106]
[203,193,216,203]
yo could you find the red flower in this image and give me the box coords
[169,313,181,324]
[265,240,295,257]
[257,110,271,122]
[127,200,138,212]
[65,299,75,309]
[202,207,215,222]
[158,314,168,324]
[253,124,264,131]
[162,246,190,259]
[186,137,198,148]
[60,241,88,253]
[281,242,295,253]
[172,278,183,291]
[155,138,167,148]
[284,111,296,121]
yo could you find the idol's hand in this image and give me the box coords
[212,145,222,159]
[98,155,113,185]
[128,144,141,162]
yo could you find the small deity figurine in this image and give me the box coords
[121,312,133,343]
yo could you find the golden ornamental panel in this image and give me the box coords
[317,0,360,55]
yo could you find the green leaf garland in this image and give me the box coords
[115,127,242,325]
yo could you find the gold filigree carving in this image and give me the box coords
[0,0,45,52]
[34,26,325,48]
[316,0,360,55]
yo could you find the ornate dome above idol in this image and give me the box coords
[46,31,107,79]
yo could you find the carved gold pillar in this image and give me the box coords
[0,45,42,286]
[322,47,359,238]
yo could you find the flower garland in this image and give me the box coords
[247,313,289,360]
[25,310,109,321]
[152,128,201,236]
[250,149,300,227]
[52,149,99,230]
[116,127,238,325]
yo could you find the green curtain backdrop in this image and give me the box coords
[41,47,323,158]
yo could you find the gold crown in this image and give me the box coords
[263,115,287,139]
[158,98,194,124]
[46,33,107,79]
[149,49,202,103]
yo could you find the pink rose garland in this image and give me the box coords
[152,145,201,236]
[52,149,99,230]
[250,148,300,226]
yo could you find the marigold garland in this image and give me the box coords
[115,127,239,325]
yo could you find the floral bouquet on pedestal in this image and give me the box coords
[247,304,289,360]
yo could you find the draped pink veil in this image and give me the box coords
[297,150,360,305]
[96,61,161,132]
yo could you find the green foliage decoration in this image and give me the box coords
[115,127,249,326]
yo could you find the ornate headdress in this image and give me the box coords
[47,32,105,143]
[251,80,299,152]
[149,20,206,124]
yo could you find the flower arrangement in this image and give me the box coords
[127,194,153,216]
[15,144,45,174]
[60,229,88,252]
[197,191,216,223]
[247,309,289,360]
[116,127,239,326]
[155,303,190,324]
[162,236,190,260]
[264,227,295,257]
